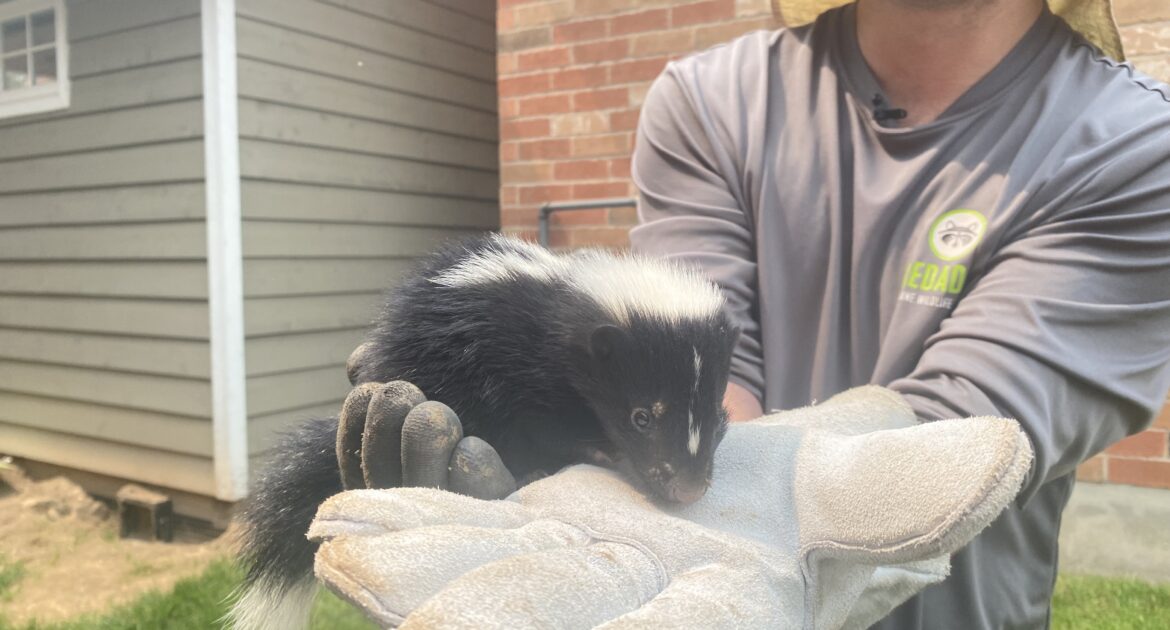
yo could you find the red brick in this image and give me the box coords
[611,9,669,35]
[1107,430,1168,458]
[500,141,519,163]
[502,207,541,226]
[1114,0,1170,26]
[505,227,543,244]
[554,159,610,180]
[631,30,696,57]
[694,16,777,48]
[611,56,669,83]
[609,108,641,131]
[573,181,632,199]
[574,39,631,64]
[1154,401,1170,430]
[517,46,572,71]
[1076,455,1107,483]
[545,227,572,249]
[499,6,516,32]
[497,52,518,75]
[572,87,628,111]
[519,138,572,160]
[519,184,574,204]
[500,98,520,118]
[511,1,572,28]
[551,208,608,226]
[575,0,663,15]
[609,157,632,178]
[499,73,552,97]
[553,66,609,90]
[500,118,551,140]
[1108,457,1170,490]
[553,17,609,43]
[672,0,735,27]
[568,226,632,248]
[552,112,609,136]
[572,132,632,157]
[608,205,638,225]
[501,184,520,204]
[519,93,572,116]
[502,162,554,183]
[499,27,553,52]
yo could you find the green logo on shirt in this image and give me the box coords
[899,209,988,308]
[928,209,987,261]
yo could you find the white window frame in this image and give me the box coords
[0,0,69,119]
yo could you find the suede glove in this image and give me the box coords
[308,386,1034,629]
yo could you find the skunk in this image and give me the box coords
[228,234,739,629]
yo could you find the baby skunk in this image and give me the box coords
[229,234,739,629]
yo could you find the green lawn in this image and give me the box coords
[0,560,373,630]
[0,560,1167,629]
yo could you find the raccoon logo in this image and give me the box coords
[928,209,987,262]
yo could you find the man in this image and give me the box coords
[629,0,1170,627]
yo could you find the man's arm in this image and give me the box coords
[888,125,1170,503]
[629,62,766,410]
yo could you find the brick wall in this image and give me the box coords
[495,0,1170,490]
[497,0,777,248]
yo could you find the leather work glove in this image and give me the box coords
[336,344,517,500]
[308,386,1034,629]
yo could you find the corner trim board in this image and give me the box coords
[201,0,249,501]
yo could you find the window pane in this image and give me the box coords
[3,54,28,89]
[2,18,27,53]
[31,10,54,46]
[32,48,54,85]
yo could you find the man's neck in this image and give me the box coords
[855,0,1044,127]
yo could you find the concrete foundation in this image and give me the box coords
[1059,481,1170,583]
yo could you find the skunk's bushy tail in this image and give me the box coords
[226,416,342,630]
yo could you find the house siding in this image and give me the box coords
[0,0,213,494]
[233,0,499,463]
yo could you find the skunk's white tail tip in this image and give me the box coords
[223,577,317,630]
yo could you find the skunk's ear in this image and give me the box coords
[589,324,628,361]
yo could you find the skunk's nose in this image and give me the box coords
[664,479,708,504]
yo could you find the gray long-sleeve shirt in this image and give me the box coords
[629,5,1170,628]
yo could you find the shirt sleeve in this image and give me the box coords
[628,64,765,402]
[888,127,1170,504]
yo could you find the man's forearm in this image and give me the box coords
[724,381,764,422]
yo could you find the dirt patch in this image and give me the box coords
[0,462,232,625]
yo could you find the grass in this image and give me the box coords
[0,560,1166,629]
[1051,574,1170,630]
[0,559,373,630]
[0,557,27,602]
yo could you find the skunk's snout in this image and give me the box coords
[663,477,708,504]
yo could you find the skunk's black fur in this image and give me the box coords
[229,235,737,629]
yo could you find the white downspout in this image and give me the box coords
[201,0,248,501]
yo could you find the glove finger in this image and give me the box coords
[336,382,381,490]
[401,401,462,490]
[308,487,533,541]
[362,381,426,488]
[448,436,517,500]
[314,520,590,628]
[346,341,376,385]
[597,563,801,630]
[401,542,664,630]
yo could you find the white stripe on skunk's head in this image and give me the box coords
[431,234,565,288]
[430,235,726,326]
[566,249,726,326]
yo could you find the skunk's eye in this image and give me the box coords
[631,408,652,432]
